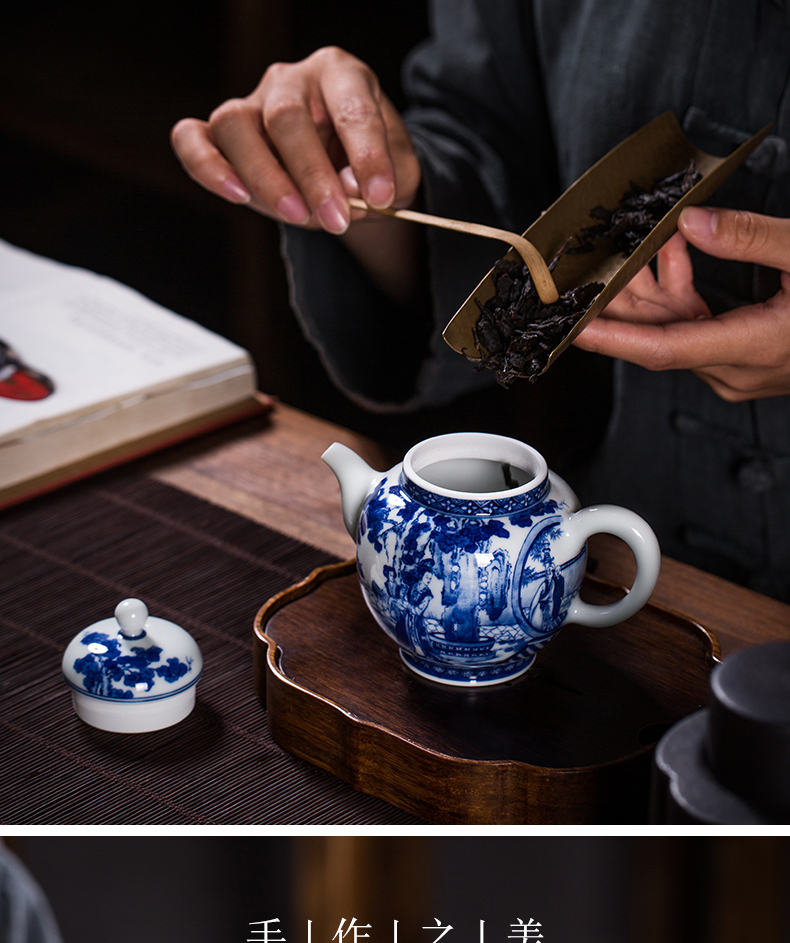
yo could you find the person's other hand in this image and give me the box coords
[573,207,790,401]
[170,46,421,234]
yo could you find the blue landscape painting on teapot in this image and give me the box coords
[357,472,585,684]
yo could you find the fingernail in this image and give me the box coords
[317,197,349,234]
[221,177,251,204]
[681,206,717,238]
[364,174,395,208]
[340,166,359,193]
[277,193,310,225]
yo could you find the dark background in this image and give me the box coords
[6,836,790,943]
[0,0,611,466]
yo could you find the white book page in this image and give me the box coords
[0,238,79,297]
[0,239,253,441]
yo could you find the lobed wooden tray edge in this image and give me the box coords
[252,561,720,824]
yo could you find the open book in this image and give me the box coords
[0,238,267,509]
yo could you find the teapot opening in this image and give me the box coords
[417,457,534,493]
[403,432,547,498]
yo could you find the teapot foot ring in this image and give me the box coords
[399,650,536,687]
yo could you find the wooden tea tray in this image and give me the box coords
[253,561,720,824]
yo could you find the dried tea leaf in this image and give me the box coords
[470,248,604,387]
[570,162,702,256]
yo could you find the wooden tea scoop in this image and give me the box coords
[348,196,559,304]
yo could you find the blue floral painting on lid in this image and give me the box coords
[72,632,194,700]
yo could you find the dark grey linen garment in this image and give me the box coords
[281,0,790,598]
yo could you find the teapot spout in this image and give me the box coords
[322,442,383,538]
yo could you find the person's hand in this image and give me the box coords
[573,207,790,401]
[170,46,421,234]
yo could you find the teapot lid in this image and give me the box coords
[62,598,203,733]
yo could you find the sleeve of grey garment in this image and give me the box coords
[0,847,64,943]
[280,0,559,412]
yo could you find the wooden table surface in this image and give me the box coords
[149,401,790,661]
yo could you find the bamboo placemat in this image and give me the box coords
[0,471,422,824]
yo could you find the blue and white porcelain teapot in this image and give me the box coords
[324,432,661,687]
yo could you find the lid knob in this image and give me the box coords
[115,598,148,639]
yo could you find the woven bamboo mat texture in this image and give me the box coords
[0,472,423,825]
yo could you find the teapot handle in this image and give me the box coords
[562,505,661,628]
